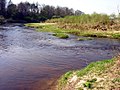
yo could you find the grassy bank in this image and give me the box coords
[47,14,120,31]
[25,23,120,39]
[25,23,69,39]
[58,56,120,90]
[25,14,120,39]
[47,14,120,39]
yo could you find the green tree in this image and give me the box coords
[0,0,6,16]
[7,4,17,18]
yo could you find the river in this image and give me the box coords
[0,23,120,90]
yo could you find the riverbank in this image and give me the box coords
[58,56,120,90]
[25,23,120,39]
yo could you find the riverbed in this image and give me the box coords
[0,23,120,90]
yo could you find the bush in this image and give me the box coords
[53,33,69,39]
[0,16,5,24]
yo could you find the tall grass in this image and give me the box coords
[47,13,110,25]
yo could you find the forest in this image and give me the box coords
[0,0,83,23]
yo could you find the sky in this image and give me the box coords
[10,0,120,15]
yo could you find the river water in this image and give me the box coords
[0,24,120,90]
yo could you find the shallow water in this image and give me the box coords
[0,24,120,90]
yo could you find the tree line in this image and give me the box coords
[0,0,84,23]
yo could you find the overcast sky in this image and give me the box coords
[11,0,120,15]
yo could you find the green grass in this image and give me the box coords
[77,38,86,41]
[25,23,66,33]
[83,81,92,88]
[112,78,120,83]
[25,23,69,39]
[77,37,93,41]
[53,33,69,39]
[112,33,120,39]
[58,71,73,90]
[76,59,114,77]
[83,78,97,89]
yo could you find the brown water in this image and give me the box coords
[0,24,120,90]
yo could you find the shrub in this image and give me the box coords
[0,16,5,24]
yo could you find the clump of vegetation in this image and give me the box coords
[58,71,73,90]
[0,15,5,24]
[112,78,120,83]
[83,81,92,89]
[58,56,120,90]
[83,78,97,89]
[112,33,120,39]
[53,33,69,39]
[77,37,93,41]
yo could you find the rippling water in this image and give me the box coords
[0,24,120,90]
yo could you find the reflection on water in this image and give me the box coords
[0,24,120,90]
